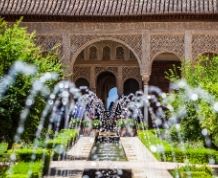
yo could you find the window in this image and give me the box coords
[89,46,97,60]
[102,46,111,60]
[116,47,124,60]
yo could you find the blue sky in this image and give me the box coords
[107,87,118,109]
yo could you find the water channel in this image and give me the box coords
[83,131,132,178]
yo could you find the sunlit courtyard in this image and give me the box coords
[1,1,218,178]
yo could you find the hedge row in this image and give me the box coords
[170,165,213,178]
[6,161,43,178]
[46,129,78,149]
[7,148,50,175]
[138,130,218,164]
[4,129,78,178]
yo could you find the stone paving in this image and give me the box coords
[45,136,218,178]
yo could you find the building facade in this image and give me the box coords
[1,0,218,101]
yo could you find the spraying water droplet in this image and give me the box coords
[190,93,198,101]
[201,128,208,136]
[213,102,218,112]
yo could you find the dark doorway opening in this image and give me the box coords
[123,79,139,95]
[97,72,116,106]
[75,78,89,88]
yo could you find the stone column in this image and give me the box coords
[141,30,151,75]
[62,33,72,79]
[90,66,96,93]
[142,74,150,127]
[117,67,123,96]
[184,31,192,60]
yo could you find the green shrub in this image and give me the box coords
[0,142,8,155]
[116,119,136,129]
[92,119,101,129]
[138,130,218,164]
[0,19,63,148]
[46,129,78,160]
[81,120,91,128]
[0,165,8,178]
[6,161,43,178]
[69,119,81,128]
[7,148,50,174]
[164,147,218,164]
[137,122,147,130]
[116,119,125,128]
[0,142,8,162]
[170,165,212,178]
[46,129,78,149]
[166,56,218,145]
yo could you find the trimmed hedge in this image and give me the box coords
[138,130,218,164]
[46,129,78,160]
[46,129,78,149]
[5,161,43,178]
[7,148,50,175]
[170,165,213,178]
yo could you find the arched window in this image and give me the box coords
[129,51,136,60]
[116,47,124,60]
[102,46,111,60]
[89,46,97,60]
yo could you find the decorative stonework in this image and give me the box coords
[71,34,142,61]
[95,67,118,77]
[192,34,218,59]
[73,66,91,81]
[36,36,63,55]
[151,34,184,60]
[122,67,141,84]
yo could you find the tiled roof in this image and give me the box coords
[0,0,217,21]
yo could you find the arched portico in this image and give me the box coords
[72,40,142,103]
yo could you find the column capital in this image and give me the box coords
[142,74,150,84]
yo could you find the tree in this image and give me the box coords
[167,56,218,144]
[0,19,63,148]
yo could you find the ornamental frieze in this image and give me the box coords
[73,66,91,81]
[95,67,118,77]
[192,34,218,59]
[150,34,184,60]
[71,34,142,61]
[35,36,63,56]
[122,67,141,84]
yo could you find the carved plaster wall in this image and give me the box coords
[36,35,63,56]
[192,34,218,59]
[150,34,184,61]
[71,34,142,64]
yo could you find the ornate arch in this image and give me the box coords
[150,34,184,61]
[151,51,182,62]
[71,35,142,67]
[95,67,118,79]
